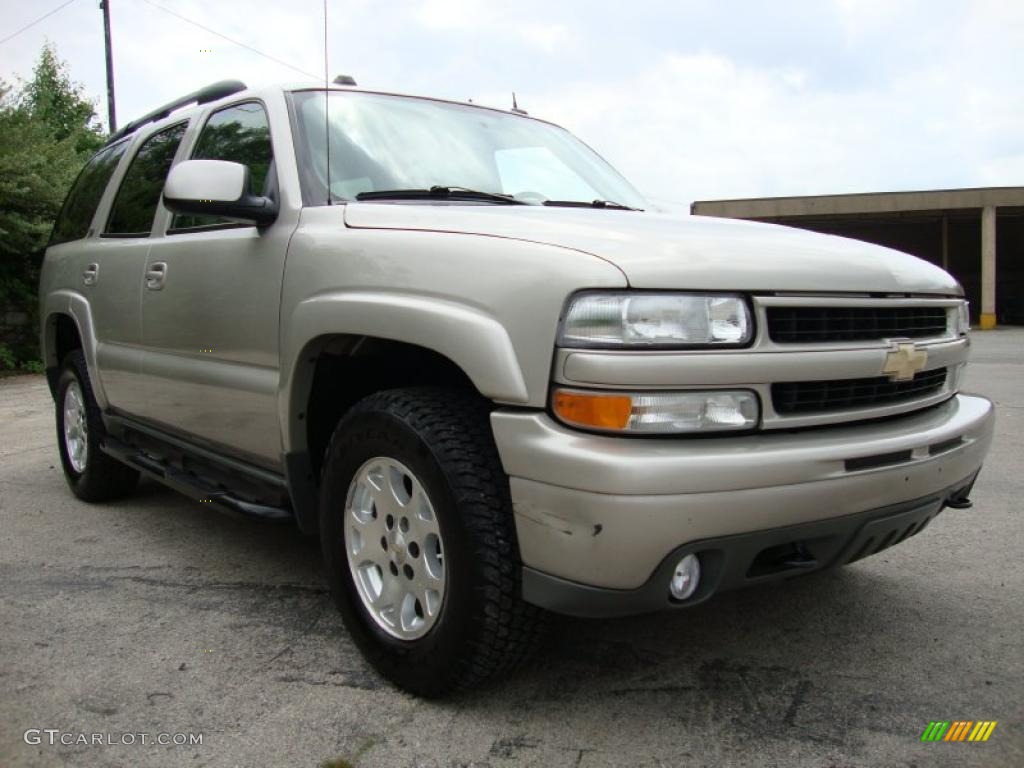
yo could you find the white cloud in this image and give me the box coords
[410,3,576,55]
[0,0,1020,205]
[413,0,494,30]
[834,0,908,43]
[516,3,1024,205]
[519,23,575,54]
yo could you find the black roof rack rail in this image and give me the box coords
[105,79,247,146]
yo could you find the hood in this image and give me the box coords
[343,203,960,294]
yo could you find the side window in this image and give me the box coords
[172,102,273,231]
[105,122,187,237]
[49,141,129,245]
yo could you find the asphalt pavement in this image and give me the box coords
[1,330,1022,767]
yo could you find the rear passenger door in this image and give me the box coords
[93,122,189,414]
[47,143,131,409]
[137,101,294,470]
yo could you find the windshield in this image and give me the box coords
[290,90,646,209]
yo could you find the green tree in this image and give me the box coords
[0,43,104,372]
[20,43,105,152]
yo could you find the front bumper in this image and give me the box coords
[490,393,994,616]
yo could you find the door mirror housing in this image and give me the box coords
[163,159,278,226]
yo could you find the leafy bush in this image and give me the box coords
[0,44,104,371]
[0,343,15,371]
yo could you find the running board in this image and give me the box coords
[101,437,292,522]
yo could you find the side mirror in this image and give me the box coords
[163,159,278,226]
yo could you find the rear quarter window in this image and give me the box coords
[49,141,129,246]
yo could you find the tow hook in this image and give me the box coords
[945,488,974,510]
[945,495,973,510]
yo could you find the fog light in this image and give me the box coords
[669,554,701,600]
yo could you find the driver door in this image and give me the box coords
[137,101,293,469]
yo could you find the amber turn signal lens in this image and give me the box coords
[553,390,633,430]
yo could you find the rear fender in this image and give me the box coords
[42,290,106,407]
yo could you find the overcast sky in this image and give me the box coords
[1,0,1021,207]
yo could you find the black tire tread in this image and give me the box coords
[58,350,139,502]
[322,387,544,693]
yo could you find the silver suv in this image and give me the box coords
[39,79,994,695]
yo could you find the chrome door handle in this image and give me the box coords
[82,263,99,286]
[145,262,167,290]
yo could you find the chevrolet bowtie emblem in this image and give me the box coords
[882,341,928,382]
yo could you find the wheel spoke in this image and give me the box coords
[420,532,444,581]
[418,585,443,619]
[349,501,383,534]
[412,486,435,524]
[373,572,408,630]
[387,464,412,506]
[366,471,392,515]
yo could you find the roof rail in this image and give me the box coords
[105,79,248,146]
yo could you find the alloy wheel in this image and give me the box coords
[63,381,89,474]
[344,457,446,640]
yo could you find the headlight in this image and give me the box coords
[553,389,760,434]
[559,292,753,348]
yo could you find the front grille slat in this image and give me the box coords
[768,307,948,343]
[773,368,948,415]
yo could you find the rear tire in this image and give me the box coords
[55,350,139,502]
[319,387,543,696]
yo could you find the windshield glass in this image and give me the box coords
[291,90,646,208]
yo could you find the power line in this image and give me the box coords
[138,0,320,80]
[0,0,80,46]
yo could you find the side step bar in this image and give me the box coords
[101,437,292,522]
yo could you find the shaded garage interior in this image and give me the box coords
[691,188,1023,326]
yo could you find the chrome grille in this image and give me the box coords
[767,306,948,343]
[772,368,949,415]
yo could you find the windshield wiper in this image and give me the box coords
[543,199,641,211]
[355,186,525,204]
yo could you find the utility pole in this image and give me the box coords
[100,0,116,132]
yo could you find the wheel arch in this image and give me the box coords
[281,291,529,447]
[281,316,520,533]
[41,291,102,404]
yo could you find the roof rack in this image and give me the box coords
[105,79,248,146]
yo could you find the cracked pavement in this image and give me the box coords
[2,330,1022,767]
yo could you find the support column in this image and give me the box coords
[941,214,949,271]
[980,206,997,329]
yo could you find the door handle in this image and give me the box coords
[82,263,99,286]
[145,262,168,290]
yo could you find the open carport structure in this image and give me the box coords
[692,187,1024,328]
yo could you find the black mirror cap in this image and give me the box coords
[162,191,279,227]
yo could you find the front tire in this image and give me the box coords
[320,387,543,696]
[55,350,139,502]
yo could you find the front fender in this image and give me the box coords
[279,291,529,454]
[277,209,629,459]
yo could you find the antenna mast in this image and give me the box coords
[323,0,331,205]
